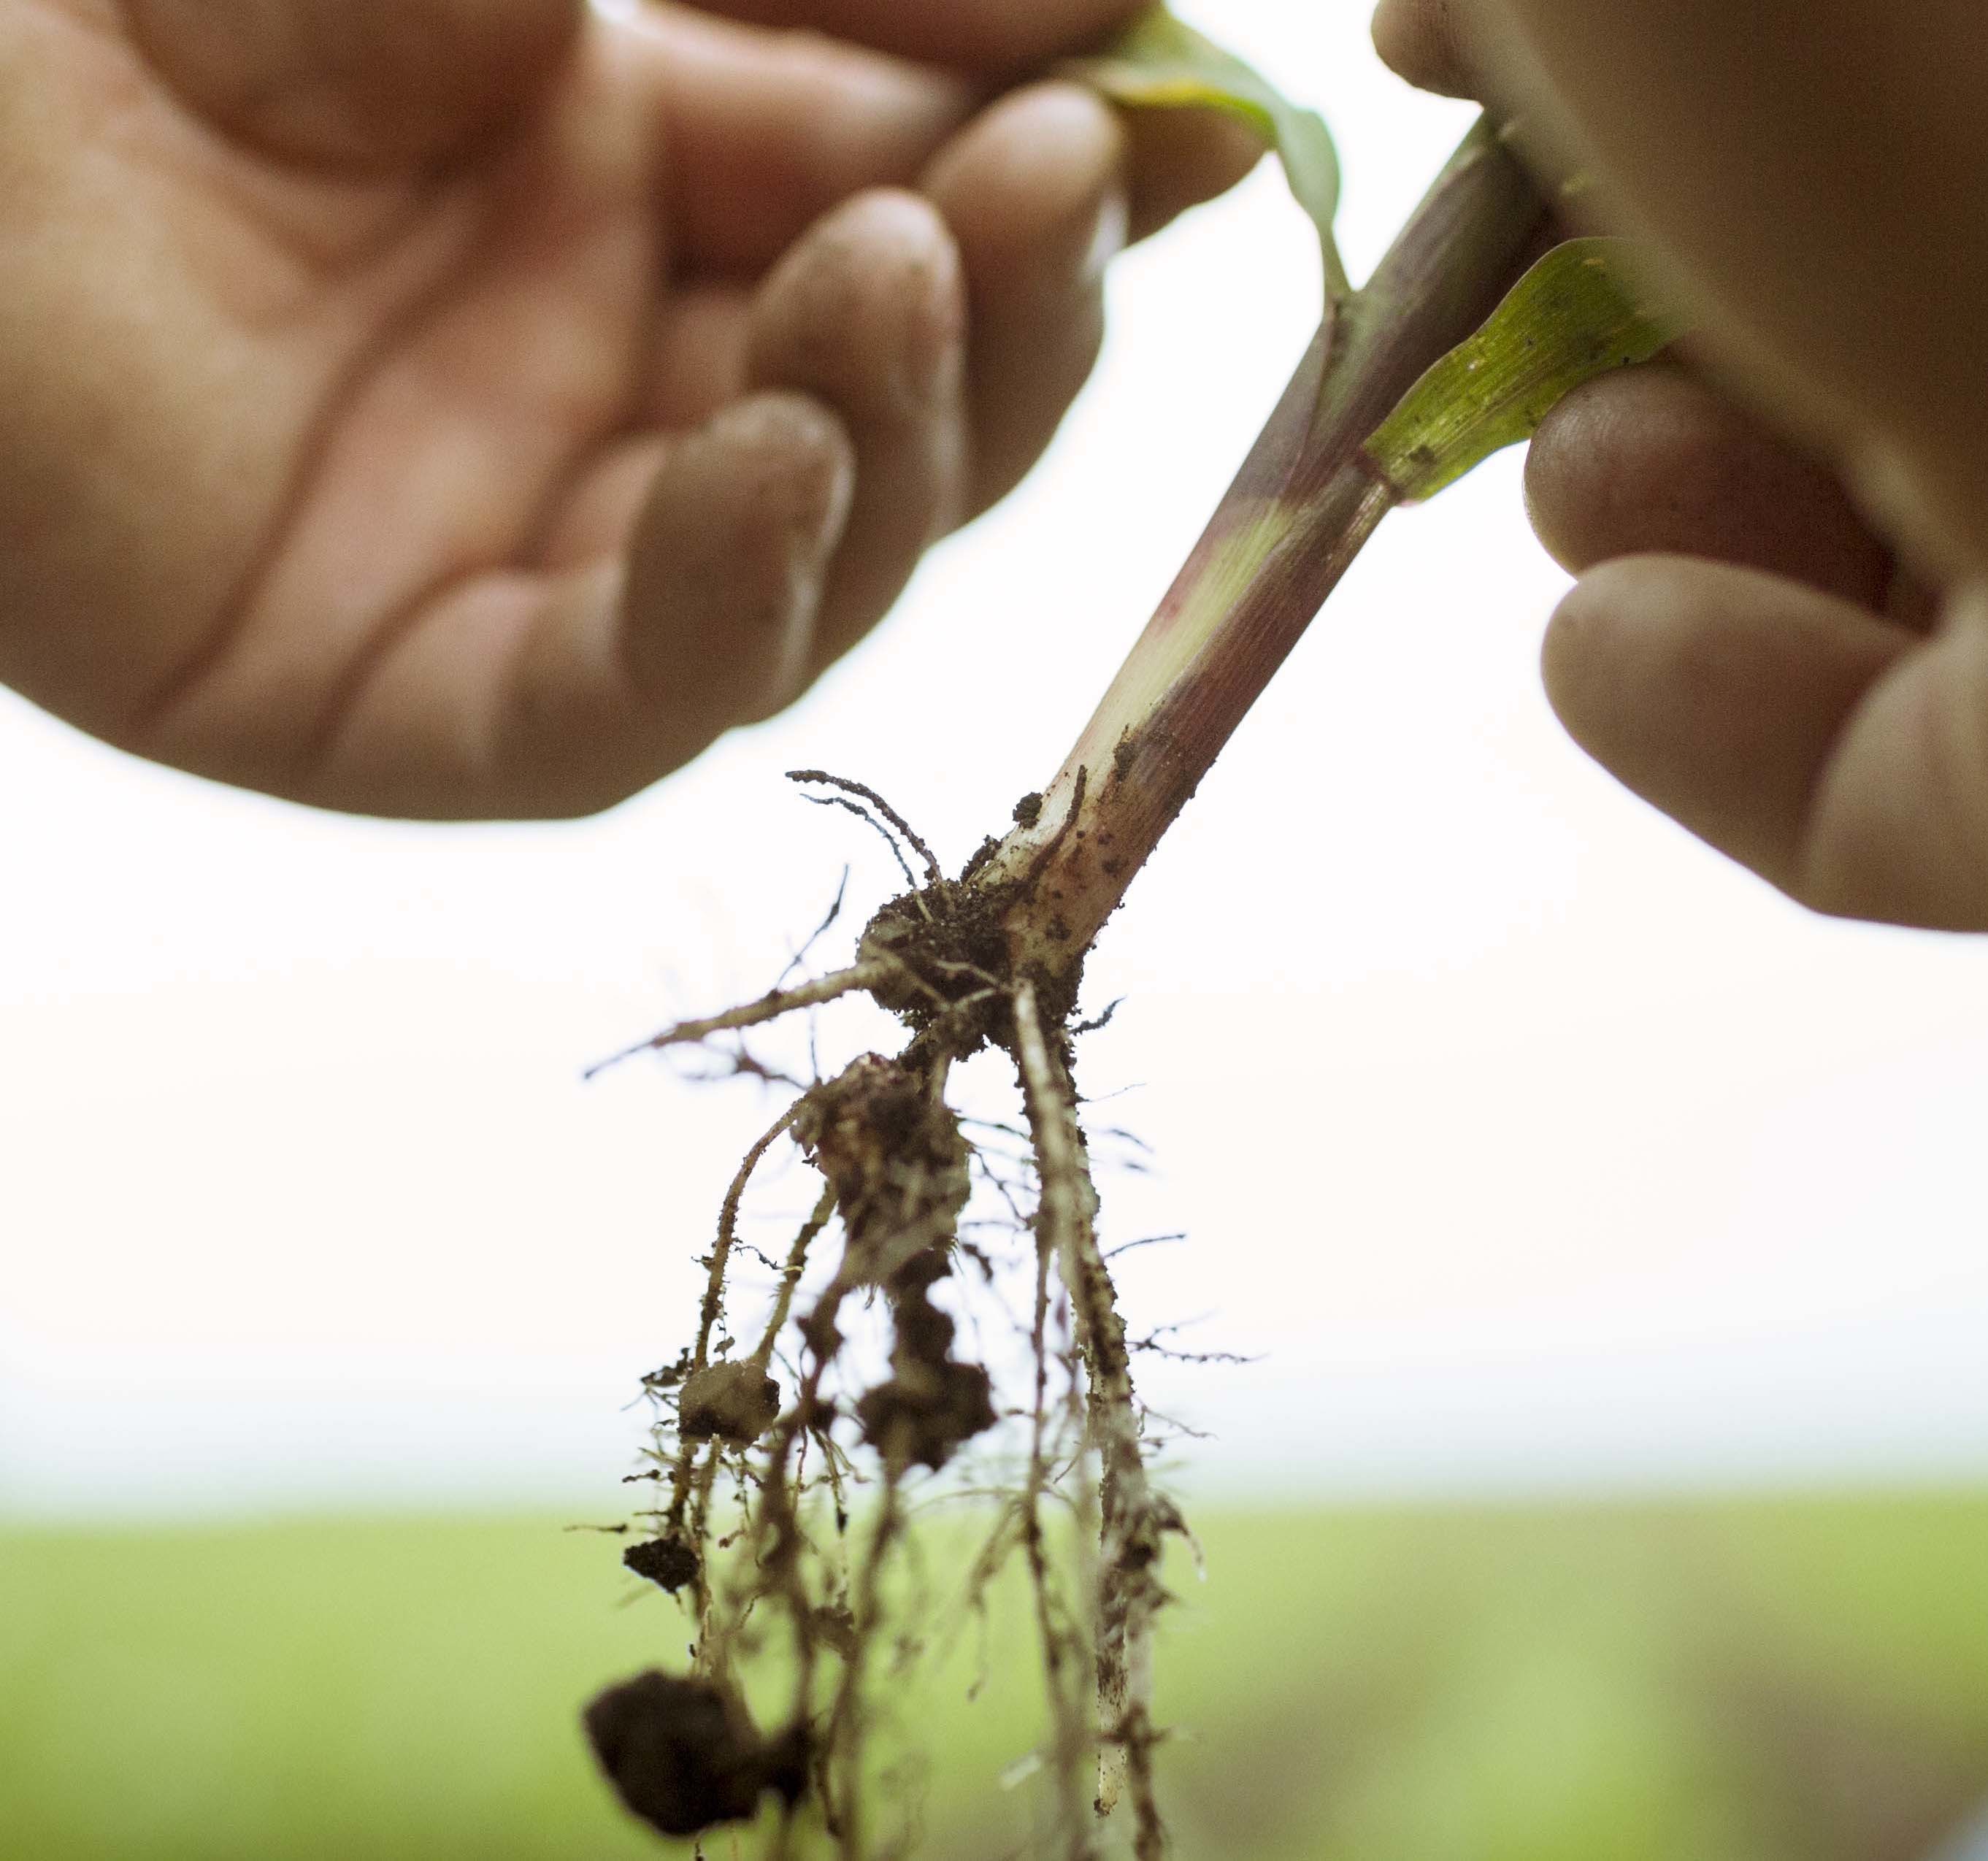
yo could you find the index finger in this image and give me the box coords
[1372,0,1481,99]
[669,0,1148,73]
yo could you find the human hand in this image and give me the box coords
[0,0,1256,817]
[1374,0,1988,930]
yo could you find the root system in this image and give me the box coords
[586,774,1191,1860]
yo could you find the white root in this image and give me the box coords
[586,961,894,1078]
[1013,979,1170,1861]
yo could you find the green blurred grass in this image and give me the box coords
[4,1497,1988,1860]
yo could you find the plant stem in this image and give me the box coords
[982,116,1548,975]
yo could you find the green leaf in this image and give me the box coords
[1364,237,1686,503]
[1059,7,1348,304]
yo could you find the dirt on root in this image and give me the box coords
[857,875,1085,1054]
[588,775,1162,1857]
[795,1052,996,1473]
[622,1533,701,1595]
[679,1361,781,1446]
[585,1670,807,1840]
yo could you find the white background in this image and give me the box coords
[5,1,1987,1519]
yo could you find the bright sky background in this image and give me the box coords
[5,1,1987,1521]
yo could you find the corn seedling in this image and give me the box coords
[583,11,1682,1857]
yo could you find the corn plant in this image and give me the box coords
[581,11,1681,1858]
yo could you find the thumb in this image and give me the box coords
[1475,0,1988,579]
[124,0,583,170]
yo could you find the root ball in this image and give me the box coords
[856,1359,997,1473]
[679,1361,781,1445]
[585,1670,806,1839]
[622,1533,701,1594]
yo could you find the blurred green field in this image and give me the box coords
[5,1497,1988,1860]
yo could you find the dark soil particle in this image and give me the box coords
[958,835,1002,883]
[678,1361,781,1445]
[623,1534,702,1594]
[856,1358,997,1473]
[857,1231,1001,1471]
[1012,791,1045,829]
[585,1671,807,1839]
[859,883,1020,1049]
